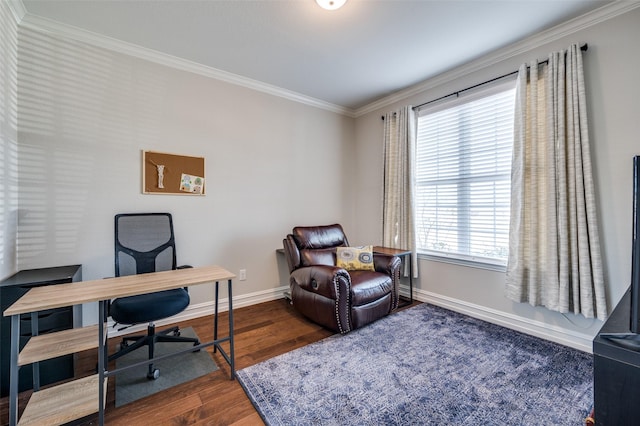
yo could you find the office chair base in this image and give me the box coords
[147,368,160,380]
[119,327,181,349]
[108,323,200,379]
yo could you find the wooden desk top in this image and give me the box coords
[4,265,235,317]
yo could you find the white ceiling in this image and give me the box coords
[20,0,613,111]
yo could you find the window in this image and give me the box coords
[415,79,516,267]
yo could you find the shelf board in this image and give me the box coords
[19,324,105,366]
[18,374,107,426]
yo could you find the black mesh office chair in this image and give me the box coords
[108,213,199,380]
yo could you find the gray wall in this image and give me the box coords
[12,18,356,322]
[4,2,639,350]
[0,1,19,281]
[353,6,640,351]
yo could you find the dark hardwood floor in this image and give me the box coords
[1,298,418,426]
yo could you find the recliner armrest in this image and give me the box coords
[373,253,402,275]
[290,265,350,300]
[373,253,402,310]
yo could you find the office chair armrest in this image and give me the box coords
[177,265,193,290]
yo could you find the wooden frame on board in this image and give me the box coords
[142,150,205,195]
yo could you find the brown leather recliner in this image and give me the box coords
[283,224,401,334]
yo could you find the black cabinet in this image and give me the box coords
[593,289,640,425]
[0,265,82,397]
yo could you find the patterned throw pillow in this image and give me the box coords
[336,246,375,271]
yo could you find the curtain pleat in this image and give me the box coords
[382,106,418,278]
[506,44,607,320]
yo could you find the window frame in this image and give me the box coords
[414,77,517,271]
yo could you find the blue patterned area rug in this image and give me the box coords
[236,303,593,425]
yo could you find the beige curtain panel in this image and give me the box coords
[505,44,607,320]
[382,106,418,278]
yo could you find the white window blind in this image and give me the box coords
[415,80,516,266]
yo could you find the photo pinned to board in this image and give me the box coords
[180,173,205,194]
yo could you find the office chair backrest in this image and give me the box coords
[115,213,177,277]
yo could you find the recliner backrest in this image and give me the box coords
[115,213,177,277]
[284,224,349,272]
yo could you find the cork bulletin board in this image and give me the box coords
[142,150,205,195]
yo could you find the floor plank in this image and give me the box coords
[1,298,419,425]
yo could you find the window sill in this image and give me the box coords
[418,252,507,273]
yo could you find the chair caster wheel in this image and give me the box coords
[147,369,160,380]
[173,330,181,337]
[193,341,201,352]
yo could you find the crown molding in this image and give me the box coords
[6,0,26,24]
[354,1,640,117]
[15,1,638,120]
[18,13,356,118]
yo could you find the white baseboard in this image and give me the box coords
[408,287,594,353]
[109,284,594,353]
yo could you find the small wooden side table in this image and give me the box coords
[373,246,413,307]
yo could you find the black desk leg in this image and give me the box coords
[228,278,235,380]
[212,279,234,380]
[98,301,106,426]
[213,281,219,353]
[9,315,19,426]
[30,312,40,391]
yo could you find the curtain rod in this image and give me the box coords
[381,43,588,120]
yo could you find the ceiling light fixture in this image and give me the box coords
[315,0,347,11]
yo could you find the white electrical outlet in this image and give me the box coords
[239,269,247,281]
